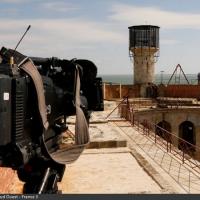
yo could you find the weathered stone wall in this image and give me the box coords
[133,55,155,85]
[133,48,157,85]
[134,108,200,158]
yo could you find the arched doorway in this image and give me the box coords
[156,120,172,142]
[179,121,195,151]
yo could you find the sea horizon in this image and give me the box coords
[99,74,199,85]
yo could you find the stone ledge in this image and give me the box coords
[87,140,127,149]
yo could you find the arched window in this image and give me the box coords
[179,121,195,152]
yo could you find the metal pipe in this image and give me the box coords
[38,168,51,194]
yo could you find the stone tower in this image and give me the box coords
[128,25,160,97]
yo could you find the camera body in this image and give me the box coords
[0,47,103,193]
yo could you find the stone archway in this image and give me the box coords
[179,121,195,151]
[156,120,172,142]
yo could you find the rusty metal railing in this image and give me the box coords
[118,103,200,174]
[114,102,200,193]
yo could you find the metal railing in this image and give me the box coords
[116,102,200,193]
[119,103,200,172]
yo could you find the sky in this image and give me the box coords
[1,0,200,75]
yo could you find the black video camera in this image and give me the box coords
[0,47,103,193]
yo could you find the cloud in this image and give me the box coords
[160,39,181,45]
[0,0,27,3]
[0,7,19,15]
[41,1,80,12]
[0,18,124,42]
[0,18,125,58]
[110,4,200,29]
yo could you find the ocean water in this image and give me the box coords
[100,74,198,85]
